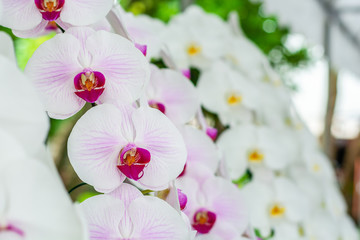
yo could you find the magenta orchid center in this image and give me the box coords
[74,70,106,103]
[34,0,65,21]
[0,224,25,237]
[192,209,216,234]
[148,100,166,114]
[117,144,151,181]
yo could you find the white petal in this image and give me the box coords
[68,104,131,193]
[86,30,150,104]
[0,56,49,155]
[3,159,85,240]
[202,176,249,234]
[147,66,199,124]
[25,33,85,119]
[132,107,187,190]
[0,0,42,31]
[61,0,113,26]
[129,196,189,239]
[79,194,124,239]
[180,125,219,173]
[0,32,16,62]
[12,19,48,38]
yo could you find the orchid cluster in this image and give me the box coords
[0,1,358,240]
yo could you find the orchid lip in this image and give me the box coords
[192,208,216,234]
[148,100,166,114]
[117,143,151,181]
[34,0,65,21]
[74,70,106,103]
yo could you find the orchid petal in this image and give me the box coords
[147,66,199,124]
[180,126,219,173]
[79,195,124,239]
[68,104,132,193]
[0,56,49,156]
[12,19,48,38]
[25,33,84,119]
[60,0,113,26]
[132,107,187,190]
[86,30,150,104]
[0,0,42,31]
[0,32,16,62]
[109,183,143,208]
[202,176,249,233]
[129,196,189,239]
[2,159,84,240]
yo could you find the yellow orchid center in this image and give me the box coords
[121,148,141,166]
[269,204,286,218]
[226,93,242,106]
[187,43,202,56]
[248,149,264,163]
[312,163,321,172]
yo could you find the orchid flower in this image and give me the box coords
[145,65,199,125]
[217,124,297,181]
[197,61,259,126]
[79,183,191,240]
[25,27,150,119]
[177,174,248,239]
[68,103,187,192]
[242,177,309,237]
[0,0,113,38]
[162,6,232,69]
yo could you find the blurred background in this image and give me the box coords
[2,0,360,227]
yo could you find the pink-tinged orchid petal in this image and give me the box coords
[0,0,42,31]
[132,107,187,190]
[86,30,150,104]
[180,126,219,174]
[68,104,132,193]
[60,0,113,26]
[80,184,190,240]
[202,177,249,233]
[12,19,49,38]
[79,195,124,239]
[25,33,84,119]
[146,65,199,124]
[109,184,143,207]
[129,197,189,239]
[65,27,96,67]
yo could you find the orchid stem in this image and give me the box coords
[68,182,88,194]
